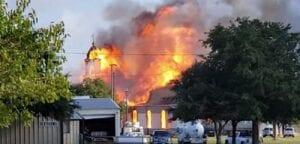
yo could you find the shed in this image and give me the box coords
[63,112,82,144]
[0,98,120,144]
[74,98,121,141]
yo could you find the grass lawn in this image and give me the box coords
[207,136,224,144]
[207,136,300,144]
[263,136,300,144]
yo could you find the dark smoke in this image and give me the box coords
[87,0,299,103]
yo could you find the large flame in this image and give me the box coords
[82,3,203,106]
[87,44,122,70]
[84,44,125,81]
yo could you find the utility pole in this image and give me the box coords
[124,88,129,122]
[110,64,117,101]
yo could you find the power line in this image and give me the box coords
[80,74,183,78]
[62,51,204,56]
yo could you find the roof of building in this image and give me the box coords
[70,112,83,120]
[145,86,176,106]
[73,98,120,110]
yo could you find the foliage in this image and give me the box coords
[28,97,78,121]
[0,0,72,127]
[71,78,111,98]
[203,18,300,123]
[172,17,300,144]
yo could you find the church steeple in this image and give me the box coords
[92,34,96,48]
[85,35,97,62]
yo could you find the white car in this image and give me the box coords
[262,127,274,137]
[283,127,295,137]
[225,131,252,144]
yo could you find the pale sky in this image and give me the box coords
[6,0,300,79]
[7,0,163,76]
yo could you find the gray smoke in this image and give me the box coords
[197,0,300,31]
[90,0,300,103]
[96,0,300,49]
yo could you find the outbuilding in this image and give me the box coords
[74,97,121,142]
[0,97,120,144]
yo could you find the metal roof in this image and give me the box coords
[73,98,120,110]
[70,112,83,120]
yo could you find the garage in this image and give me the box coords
[73,97,120,142]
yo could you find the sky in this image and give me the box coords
[7,0,163,76]
[6,0,300,81]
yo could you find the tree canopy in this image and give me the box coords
[172,18,300,144]
[0,0,72,127]
[71,78,111,98]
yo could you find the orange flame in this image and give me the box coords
[84,44,125,83]
[82,4,201,106]
[157,6,176,17]
[140,23,155,37]
[87,45,122,70]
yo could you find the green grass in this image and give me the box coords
[263,136,300,144]
[207,136,300,144]
[207,136,224,144]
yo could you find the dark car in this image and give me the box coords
[152,130,172,144]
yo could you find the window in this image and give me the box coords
[161,110,167,129]
[132,110,138,123]
[147,110,152,128]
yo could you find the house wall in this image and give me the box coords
[63,120,80,144]
[152,113,161,129]
[135,106,173,130]
[138,113,147,129]
[0,117,61,144]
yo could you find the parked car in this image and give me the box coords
[151,130,172,144]
[262,127,274,137]
[225,131,252,144]
[283,127,295,137]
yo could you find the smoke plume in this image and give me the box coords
[82,0,299,105]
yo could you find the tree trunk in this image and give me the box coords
[277,123,281,137]
[213,121,222,144]
[273,121,277,140]
[252,119,260,144]
[282,124,285,137]
[231,120,238,144]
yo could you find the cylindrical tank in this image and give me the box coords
[186,121,204,138]
[176,120,204,142]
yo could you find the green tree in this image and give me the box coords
[172,61,244,144]
[173,18,300,144]
[0,0,72,127]
[204,18,300,144]
[71,78,111,98]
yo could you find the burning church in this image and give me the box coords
[79,1,205,131]
[75,0,300,132]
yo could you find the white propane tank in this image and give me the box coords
[176,120,205,143]
[176,121,186,141]
[186,121,204,138]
